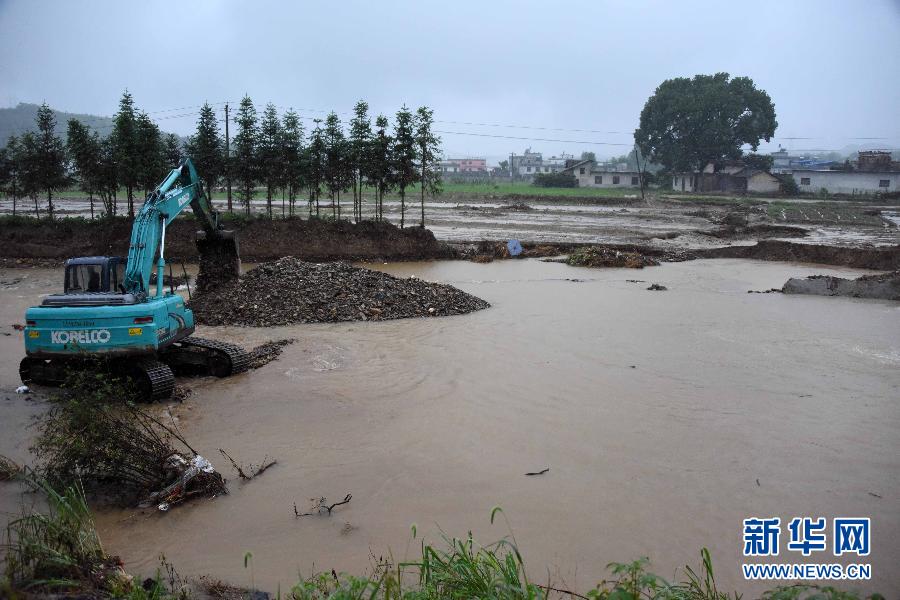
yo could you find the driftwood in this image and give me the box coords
[294,494,352,517]
[525,467,549,476]
[218,449,277,481]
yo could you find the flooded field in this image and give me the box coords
[4,194,898,249]
[1,257,898,595]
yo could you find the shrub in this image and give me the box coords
[532,172,577,188]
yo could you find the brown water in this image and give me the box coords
[1,259,898,595]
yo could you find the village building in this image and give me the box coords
[791,169,900,194]
[790,151,900,195]
[438,157,487,173]
[672,160,781,194]
[509,148,573,178]
[562,160,642,189]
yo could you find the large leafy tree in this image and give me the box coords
[186,103,222,199]
[233,95,258,216]
[280,109,305,217]
[323,112,349,220]
[634,73,777,173]
[33,103,69,219]
[258,103,283,218]
[390,105,418,228]
[349,100,372,223]
[112,91,140,216]
[414,106,441,228]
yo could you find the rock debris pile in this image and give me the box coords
[191,258,490,326]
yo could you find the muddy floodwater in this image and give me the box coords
[1,258,899,595]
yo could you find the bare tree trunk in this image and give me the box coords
[33,195,39,218]
[89,192,94,219]
[400,188,405,228]
[47,189,54,220]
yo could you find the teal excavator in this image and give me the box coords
[20,158,248,400]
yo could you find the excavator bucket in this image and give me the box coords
[196,230,241,292]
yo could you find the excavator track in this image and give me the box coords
[19,356,175,402]
[127,358,175,402]
[19,357,67,387]
[161,336,250,378]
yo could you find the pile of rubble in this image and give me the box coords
[190,258,490,326]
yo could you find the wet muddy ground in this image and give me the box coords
[1,258,898,595]
[5,194,898,250]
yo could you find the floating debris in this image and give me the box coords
[566,246,659,269]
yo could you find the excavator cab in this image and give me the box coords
[63,257,126,294]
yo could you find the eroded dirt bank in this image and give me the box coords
[696,240,900,270]
[0,217,452,263]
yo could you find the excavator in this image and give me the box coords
[20,158,248,401]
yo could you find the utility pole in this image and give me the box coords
[224,103,232,212]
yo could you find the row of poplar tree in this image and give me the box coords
[0,91,442,228]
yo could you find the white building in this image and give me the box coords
[564,160,642,188]
[510,149,573,177]
[792,170,900,195]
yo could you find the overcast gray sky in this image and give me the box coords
[1,0,898,163]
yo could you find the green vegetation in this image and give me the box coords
[3,475,107,594]
[566,246,658,269]
[635,73,777,173]
[0,93,444,226]
[2,494,883,600]
[532,172,577,188]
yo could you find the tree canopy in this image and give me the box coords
[634,73,777,173]
[186,103,223,199]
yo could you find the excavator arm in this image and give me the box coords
[122,158,227,296]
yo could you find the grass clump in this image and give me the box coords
[3,475,112,594]
[0,454,20,481]
[2,474,187,599]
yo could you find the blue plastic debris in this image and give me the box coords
[507,239,523,257]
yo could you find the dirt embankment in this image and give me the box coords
[697,240,900,271]
[0,217,452,263]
